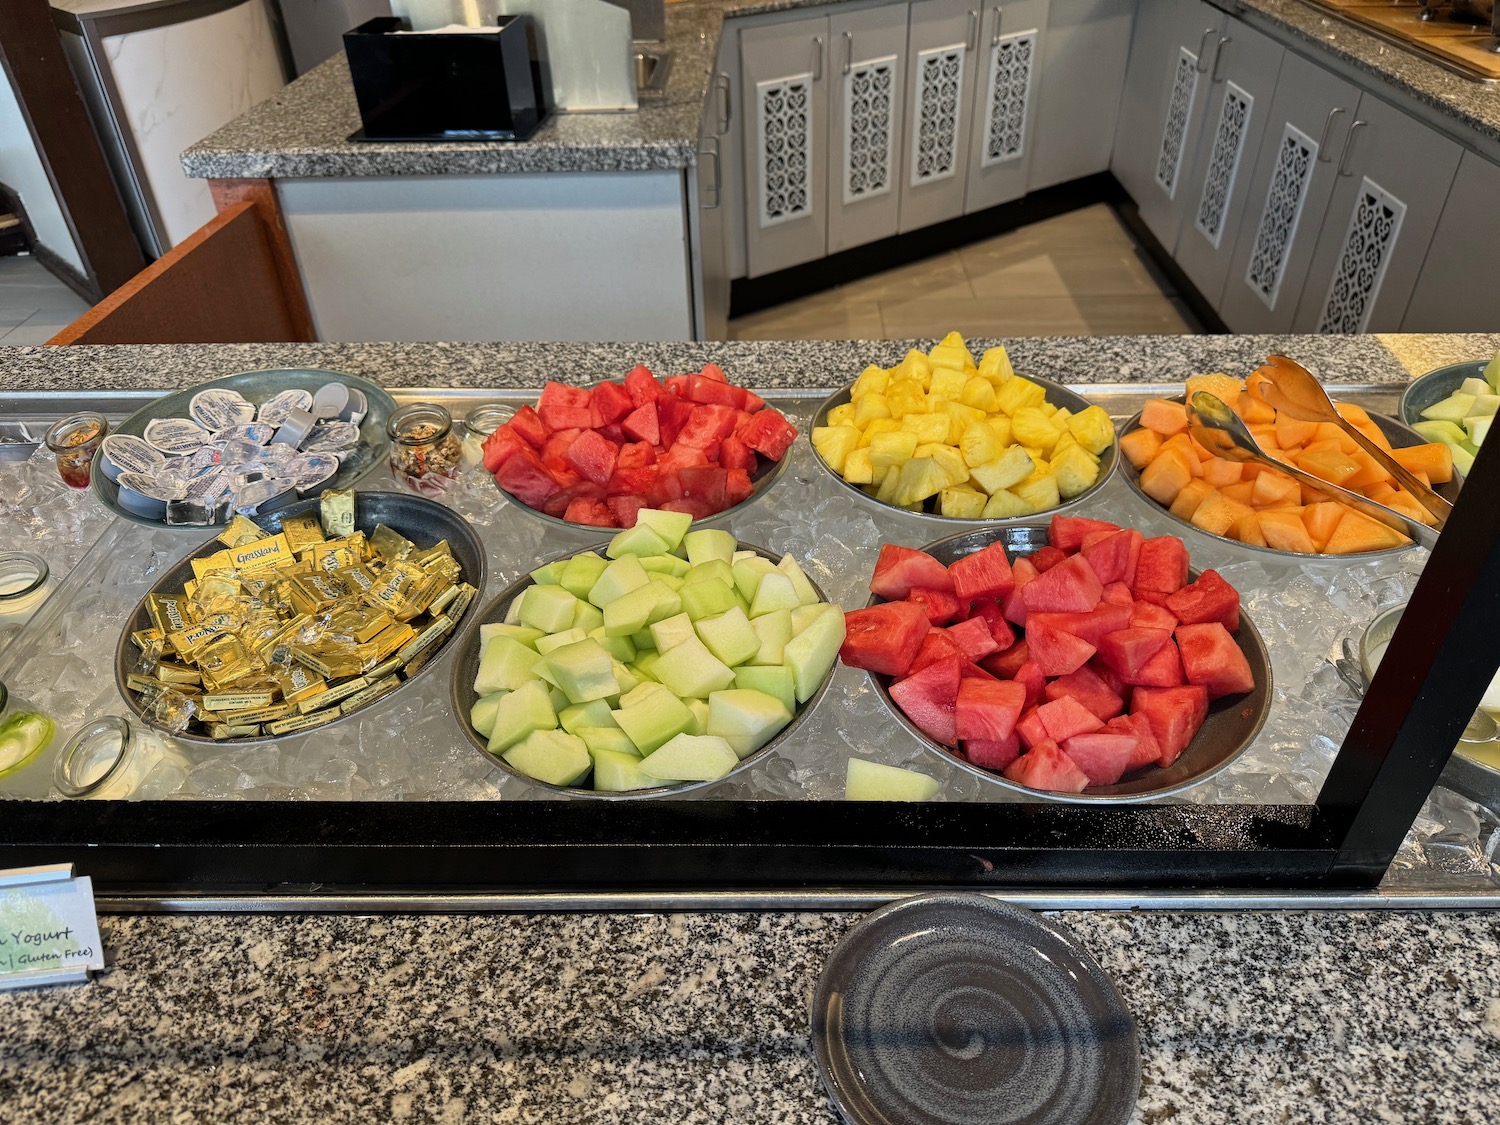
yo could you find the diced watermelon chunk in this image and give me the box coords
[496,447,559,509]
[1081,528,1144,586]
[1026,604,1132,648]
[605,467,655,496]
[966,600,1016,651]
[1130,602,1179,630]
[980,639,1029,680]
[589,381,634,427]
[1028,545,1068,573]
[1131,685,1208,767]
[564,428,619,486]
[725,468,754,505]
[1100,581,1135,608]
[911,629,966,673]
[623,365,664,406]
[949,542,1016,601]
[1105,713,1162,770]
[1036,695,1105,743]
[1049,514,1122,553]
[964,733,1021,772]
[955,678,1027,742]
[1044,665,1124,722]
[1013,660,1048,711]
[840,602,931,676]
[1060,732,1138,786]
[961,661,995,682]
[664,374,691,397]
[909,586,965,625]
[1021,554,1104,614]
[1087,659,1129,702]
[1003,740,1090,793]
[677,466,729,510]
[1015,708,1049,750]
[655,395,696,448]
[676,404,741,451]
[660,497,714,519]
[685,373,749,409]
[743,389,767,412]
[508,405,549,447]
[1134,536,1190,597]
[656,443,713,476]
[1097,627,1173,681]
[617,441,657,470]
[1175,622,1255,699]
[945,616,1001,661]
[738,408,799,461]
[1121,639,1185,688]
[1166,570,1241,632]
[481,427,528,473]
[1024,617,1096,677]
[719,436,759,472]
[697,363,728,384]
[564,498,615,527]
[1002,556,1039,626]
[870,545,953,599]
[543,481,605,518]
[606,495,647,528]
[621,402,661,445]
[537,382,593,431]
[890,656,962,746]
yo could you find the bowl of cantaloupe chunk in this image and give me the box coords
[1119,372,1458,558]
[810,332,1119,524]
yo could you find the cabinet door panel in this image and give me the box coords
[964,0,1047,213]
[1029,0,1134,192]
[1217,51,1358,334]
[1402,151,1500,332]
[741,16,829,278]
[1292,91,1462,334]
[828,3,910,254]
[714,29,747,282]
[899,0,980,233]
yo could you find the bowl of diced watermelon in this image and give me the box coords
[480,364,799,532]
[451,509,844,799]
[837,515,1272,802]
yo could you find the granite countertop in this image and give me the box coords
[180,0,1500,181]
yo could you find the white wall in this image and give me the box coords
[0,68,85,274]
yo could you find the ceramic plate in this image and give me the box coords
[811,892,1140,1125]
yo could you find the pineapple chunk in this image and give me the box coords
[1051,444,1102,498]
[928,366,967,400]
[1050,406,1072,428]
[940,487,988,519]
[995,375,1047,415]
[1065,405,1116,455]
[899,412,952,445]
[960,376,999,412]
[858,418,902,446]
[842,447,875,484]
[929,331,975,372]
[893,349,934,388]
[853,393,893,427]
[959,420,1002,467]
[893,457,950,506]
[812,425,861,473]
[827,402,856,427]
[979,346,1016,381]
[886,381,928,417]
[1011,474,1062,513]
[869,430,921,471]
[987,416,1013,448]
[875,465,902,504]
[981,488,1032,519]
[852,365,891,398]
[943,401,987,431]
[914,443,969,486]
[1011,406,1064,453]
[968,445,1034,494]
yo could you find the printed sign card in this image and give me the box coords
[0,864,105,990]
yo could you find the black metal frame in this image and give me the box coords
[3,390,1497,900]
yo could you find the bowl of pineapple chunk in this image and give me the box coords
[809,333,1119,523]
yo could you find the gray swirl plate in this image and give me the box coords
[811,893,1140,1125]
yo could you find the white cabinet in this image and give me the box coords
[963,0,1048,213]
[898,0,981,233]
[1171,19,1284,309]
[1028,0,1134,192]
[741,15,830,278]
[828,3,911,254]
[1291,91,1463,334]
[715,28,748,282]
[1402,152,1500,332]
[693,49,731,339]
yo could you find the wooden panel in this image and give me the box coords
[209,178,316,342]
[47,201,308,345]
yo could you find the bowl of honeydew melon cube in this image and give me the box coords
[450,507,845,798]
[1399,353,1500,479]
[809,334,1120,525]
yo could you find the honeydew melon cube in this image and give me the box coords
[640,554,691,578]
[1469,394,1500,419]
[544,639,619,704]
[1468,415,1493,446]
[608,524,670,559]
[749,572,800,618]
[653,573,685,593]
[519,584,581,633]
[636,508,693,552]
[614,690,695,753]
[619,681,671,709]
[732,556,778,603]
[581,728,639,757]
[502,728,590,787]
[844,757,941,801]
[684,529,737,566]
[1461,377,1491,398]
[1421,392,1476,423]
[485,680,557,754]
[503,596,524,625]
[732,550,759,564]
[572,600,605,633]
[473,636,543,695]
[533,661,561,689]
[637,734,738,781]
[1487,350,1500,391]
[590,747,655,791]
[535,627,588,655]
[650,611,697,652]
[612,659,642,697]
[548,685,570,712]
[733,664,796,713]
[529,559,568,585]
[683,560,735,588]
[587,555,651,608]
[588,627,637,664]
[1452,444,1477,475]
[680,578,741,621]
[470,691,506,738]
[633,651,662,681]
[685,697,710,736]
[783,603,846,703]
[559,699,617,734]
[707,688,792,758]
[695,607,761,667]
[480,622,544,649]
[603,579,682,637]
[790,603,829,635]
[653,635,736,699]
[559,552,608,599]
[630,629,657,651]
[750,609,793,666]
[1413,420,1468,446]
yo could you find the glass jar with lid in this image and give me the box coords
[460,403,514,469]
[0,680,59,797]
[0,552,55,631]
[44,411,108,490]
[386,403,463,497]
[53,716,189,801]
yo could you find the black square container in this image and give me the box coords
[343,16,549,142]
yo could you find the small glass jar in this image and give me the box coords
[460,404,515,469]
[0,680,59,796]
[44,411,109,490]
[386,403,463,497]
[0,553,54,630]
[53,716,187,801]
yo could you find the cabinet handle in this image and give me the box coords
[1337,120,1367,177]
[811,35,823,81]
[968,9,980,52]
[1210,36,1230,82]
[700,139,721,209]
[842,30,853,76]
[1315,106,1347,162]
[715,74,731,136]
[991,7,1003,47]
[1195,27,1216,71]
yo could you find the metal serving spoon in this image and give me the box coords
[1186,392,1440,551]
[1255,354,1453,526]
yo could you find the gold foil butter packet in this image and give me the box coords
[320,489,356,538]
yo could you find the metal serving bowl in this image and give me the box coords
[807,374,1120,526]
[866,525,1272,803]
[114,491,488,746]
[451,540,836,800]
[1118,397,1458,560]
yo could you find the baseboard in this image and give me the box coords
[30,242,100,305]
[1113,201,1229,335]
[729,173,1127,319]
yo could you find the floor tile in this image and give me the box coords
[728,292,885,341]
[878,294,1197,339]
[829,251,974,304]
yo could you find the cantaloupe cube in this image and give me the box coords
[1275,414,1318,448]
[1247,423,1280,448]
[1384,491,1437,526]
[1139,446,1194,505]
[1334,402,1371,426]
[1168,479,1215,521]
[1201,458,1243,488]
[1140,399,1189,437]
[1220,481,1256,505]
[1325,511,1408,553]
[1302,502,1346,551]
[1232,513,1268,547]
[1259,509,1316,553]
[1390,443,1453,485]
[1250,471,1300,509]
[1185,373,1242,410]
[1190,492,1254,537]
[1162,434,1205,478]
[1342,452,1391,491]
[1298,449,1361,486]
[1120,427,1162,469]
[1365,482,1399,506]
[1239,397,1277,425]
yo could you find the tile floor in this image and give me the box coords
[0,254,91,345]
[728,204,1200,341]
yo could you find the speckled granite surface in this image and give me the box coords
[4,333,1498,396]
[2,909,1497,1123]
[180,0,1500,180]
